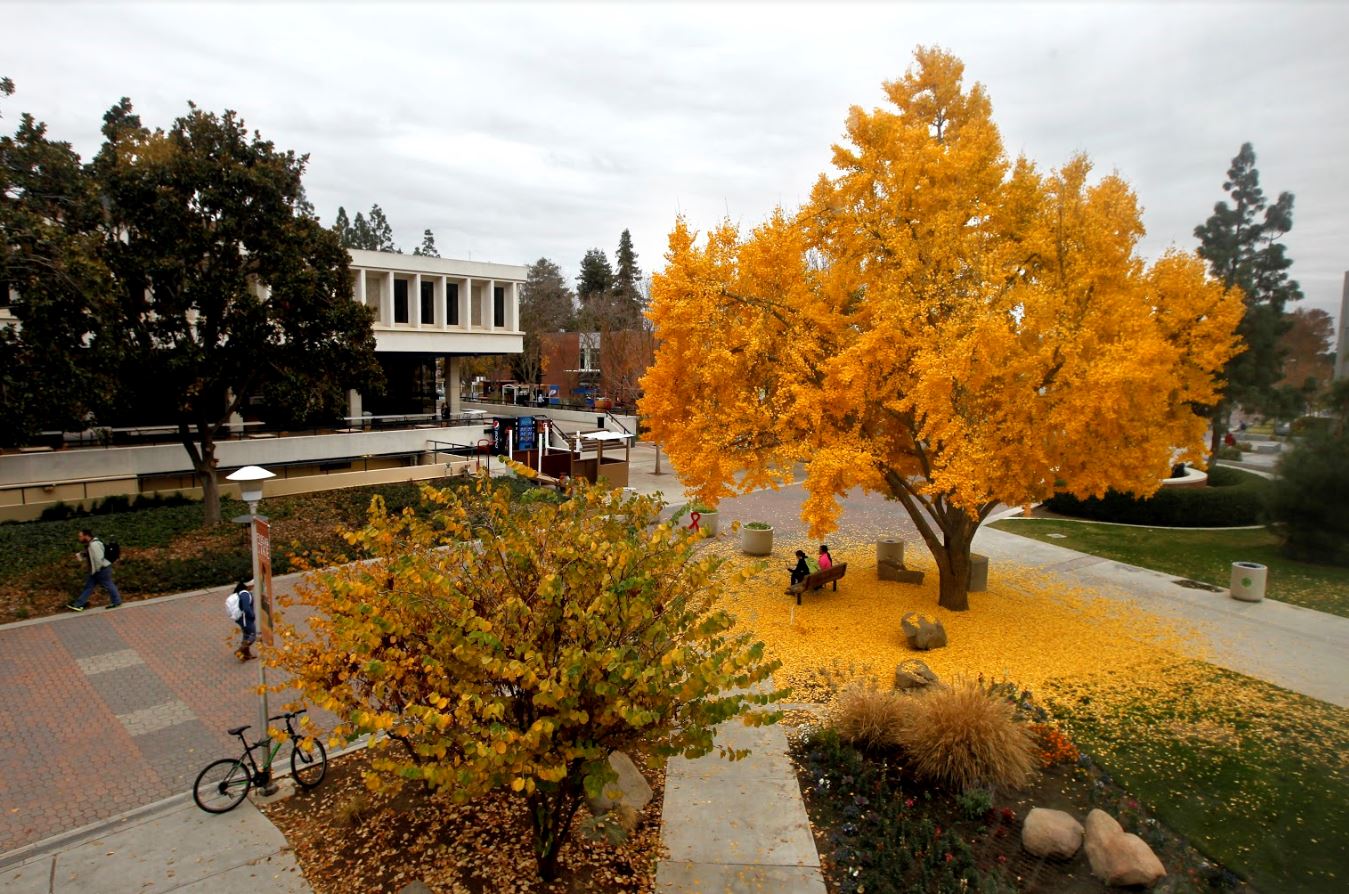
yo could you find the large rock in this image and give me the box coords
[901,613,947,650]
[878,559,925,584]
[587,751,653,815]
[893,658,940,691]
[1022,807,1083,859]
[1084,808,1166,887]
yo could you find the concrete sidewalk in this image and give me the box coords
[0,795,308,894]
[975,522,1349,707]
[656,705,825,894]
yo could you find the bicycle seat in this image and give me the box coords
[227,725,250,736]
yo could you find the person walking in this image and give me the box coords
[229,579,258,661]
[67,529,122,612]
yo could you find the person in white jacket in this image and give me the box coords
[67,529,122,612]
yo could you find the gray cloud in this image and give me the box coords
[6,1,1346,323]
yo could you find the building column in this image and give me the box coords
[347,389,362,425]
[437,275,448,329]
[447,356,462,417]
[485,279,496,331]
[412,273,422,328]
[509,281,520,331]
[382,270,394,325]
[1336,271,1348,381]
[355,268,366,307]
[463,277,474,331]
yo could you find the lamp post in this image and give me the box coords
[226,464,276,791]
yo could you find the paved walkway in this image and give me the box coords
[1,795,307,893]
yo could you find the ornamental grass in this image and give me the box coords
[893,679,1037,791]
[829,683,909,750]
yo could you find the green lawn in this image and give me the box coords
[1046,664,1349,893]
[990,517,1349,619]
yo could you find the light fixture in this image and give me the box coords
[226,465,275,505]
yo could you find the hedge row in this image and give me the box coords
[1044,466,1269,527]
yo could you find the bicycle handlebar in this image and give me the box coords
[267,709,307,723]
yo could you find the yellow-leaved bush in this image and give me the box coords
[640,46,1243,610]
[270,474,781,881]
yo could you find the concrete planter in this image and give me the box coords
[687,507,719,537]
[1230,562,1267,602]
[741,524,774,555]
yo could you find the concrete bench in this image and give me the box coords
[785,562,848,605]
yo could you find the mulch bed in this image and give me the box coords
[261,748,666,894]
[783,714,1256,894]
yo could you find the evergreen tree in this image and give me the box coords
[367,203,398,253]
[615,229,642,304]
[576,248,614,302]
[413,228,439,257]
[1195,143,1302,451]
[515,257,575,384]
[333,206,352,247]
[350,211,374,250]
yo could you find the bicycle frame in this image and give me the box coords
[233,712,305,787]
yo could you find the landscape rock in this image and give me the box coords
[893,658,940,691]
[1084,808,1166,887]
[586,750,653,815]
[397,883,433,894]
[1021,807,1084,859]
[901,613,947,650]
[878,560,925,584]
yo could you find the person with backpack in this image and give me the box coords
[67,529,122,612]
[227,579,257,661]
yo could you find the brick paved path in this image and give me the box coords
[0,578,315,855]
[0,482,921,856]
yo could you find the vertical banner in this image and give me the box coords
[253,517,276,645]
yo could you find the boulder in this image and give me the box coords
[1021,807,1083,859]
[878,560,925,584]
[586,751,653,815]
[397,883,433,894]
[901,613,947,650]
[1084,808,1166,887]
[893,658,940,691]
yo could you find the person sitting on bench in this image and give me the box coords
[788,550,810,587]
[818,544,833,570]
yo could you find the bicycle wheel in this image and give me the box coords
[193,758,251,813]
[290,736,327,789]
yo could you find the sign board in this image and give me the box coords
[492,417,517,453]
[253,518,277,645]
[517,415,537,451]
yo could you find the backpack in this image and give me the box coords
[226,590,245,622]
[103,538,121,563]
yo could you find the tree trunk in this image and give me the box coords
[1208,400,1227,460]
[934,532,974,611]
[527,783,582,882]
[197,439,222,526]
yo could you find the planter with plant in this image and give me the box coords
[687,503,720,536]
[741,521,773,555]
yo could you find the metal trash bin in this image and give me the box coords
[1230,562,1267,602]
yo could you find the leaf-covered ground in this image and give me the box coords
[262,748,666,894]
[705,530,1349,893]
[989,517,1349,618]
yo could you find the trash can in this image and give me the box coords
[1230,562,1267,602]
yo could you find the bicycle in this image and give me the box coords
[192,709,328,813]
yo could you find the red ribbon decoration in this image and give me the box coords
[688,510,701,532]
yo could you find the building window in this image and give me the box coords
[493,286,505,327]
[0,279,10,308]
[447,283,459,325]
[394,279,409,324]
[420,281,435,325]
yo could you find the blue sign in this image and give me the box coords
[517,415,537,451]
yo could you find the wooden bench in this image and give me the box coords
[785,562,848,605]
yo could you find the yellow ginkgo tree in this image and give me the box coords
[271,476,780,881]
[640,47,1243,611]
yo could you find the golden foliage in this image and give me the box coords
[270,476,782,877]
[640,47,1243,608]
[894,679,1037,791]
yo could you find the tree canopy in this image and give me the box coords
[3,94,382,522]
[333,203,400,253]
[274,476,780,880]
[576,247,615,302]
[640,47,1243,610]
[1194,143,1301,440]
[515,257,575,384]
[413,227,439,257]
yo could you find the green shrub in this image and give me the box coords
[36,491,197,522]
[1266,429,1349,566]
[957,785,994,820]
[1216,446,1243,460]
[1045,465,1268,526]
[745,521,772,530]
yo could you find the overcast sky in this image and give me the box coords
[6,1,1346,328]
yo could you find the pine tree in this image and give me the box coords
[576,248,614,302]
[367,204,398,253]
[515,258,575,384]
[615,229,642,303]
[413,228,439,257]
[1194,143,1302,450]
[332,206,352,247]
[350,211,374,250]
